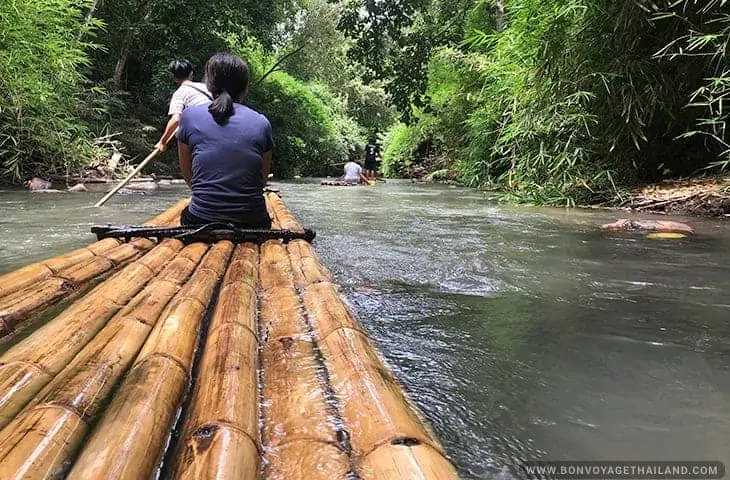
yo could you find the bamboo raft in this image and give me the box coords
[0,191,459,479]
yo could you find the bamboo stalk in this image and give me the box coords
[259,234,349,477]
[359,443,460,480]
[265,439,351,480]
[287,241,332,289]
[317,327,444,458]
[0,197,188,301]
[0,242,209,479]
[303,282,364,339]
[268,194,458,478]
[173,424,259,480]
[67,242,232,480]
[171,244,260,480]
[0,239,184,429]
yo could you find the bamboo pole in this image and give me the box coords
[67,242,232,480]
[170,243,260,479]
[316,327,444,458]
[0,239,184,429]
[259,235,350,478]
[359,443,460,480]
[0,242,209,479]
[0,199,189,339]
[265,440,351,480]
[0,197,188,300]
[93,146,163,207]
[266,194,459,478]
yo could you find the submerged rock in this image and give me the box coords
[601,219,695,235]
[117,188,147,196]
[68,183,88,192]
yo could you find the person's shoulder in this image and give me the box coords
[238,105,271,126]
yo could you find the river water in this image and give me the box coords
[1,179,729,479]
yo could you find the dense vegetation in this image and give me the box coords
[349,0,730,205]
[1,0,728,205]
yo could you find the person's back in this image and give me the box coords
[178,103,271,222]
[343,161,363,182]
[176,53,273,228]
[155,59,212,152]
[168,81,211,115]
[363,139,380,179]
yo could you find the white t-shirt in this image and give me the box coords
[168,81,212,115]
[343,161,363,182]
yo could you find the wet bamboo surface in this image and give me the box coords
[0,198,190,339]
[0,193,459,480]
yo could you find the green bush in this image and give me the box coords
[0,0,102,181]
[248,72,364,177]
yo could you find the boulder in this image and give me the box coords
[67,183,88,192]
[25,177,52,191]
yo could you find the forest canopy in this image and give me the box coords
[0,0,728,205]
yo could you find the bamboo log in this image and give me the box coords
[287,241,332,289]
[259,234,350,477]
[0,239,184,429]
[303,282,363,340]
[0,197,188,299]
[316,327,443,459]
[0,242,208,479]
[67,242,232,480]
[359,443,459,480]
[265,193,303,233]
[260,242,294,292]
[261,337,336,444]
[173,424,259,480]
[264,440,351,480]
[170,243,259,480]
[266,194,458,478]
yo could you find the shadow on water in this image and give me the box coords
[1,180,730,479]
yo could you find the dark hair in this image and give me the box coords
[169,59,194,80]
[204,53,250,125]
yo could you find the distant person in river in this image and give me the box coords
[341,160,369,184]
[154,59,212,152]
[363,138,380,180]
[176,52,274,228]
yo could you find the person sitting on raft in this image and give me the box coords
[176,52,273,228]
[340,160,369,184]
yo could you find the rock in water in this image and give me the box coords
[122,181,158,191]
[601,219,694,235]
[25,177,52,191]
[68,183,88,192]
[117,188,147,196]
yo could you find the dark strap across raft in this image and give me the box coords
[0,191,459,480]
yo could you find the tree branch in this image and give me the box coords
[254,44,309,85]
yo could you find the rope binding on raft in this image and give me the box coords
[91,223,316,244]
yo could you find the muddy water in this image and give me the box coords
[1,180,729,479]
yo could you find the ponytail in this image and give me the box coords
[209,90,234,125]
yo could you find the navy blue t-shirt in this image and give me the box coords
[177,103,273,222]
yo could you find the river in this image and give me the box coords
[1,179,729,479]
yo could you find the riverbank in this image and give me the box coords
[592,176,730,218]
[410,165,730,218]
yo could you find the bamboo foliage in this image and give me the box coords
[67,241,232,480]
[0,241,208,479]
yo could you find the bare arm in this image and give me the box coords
[262,150,272,185]
[155,114,181,152]
[178,141,193,187]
